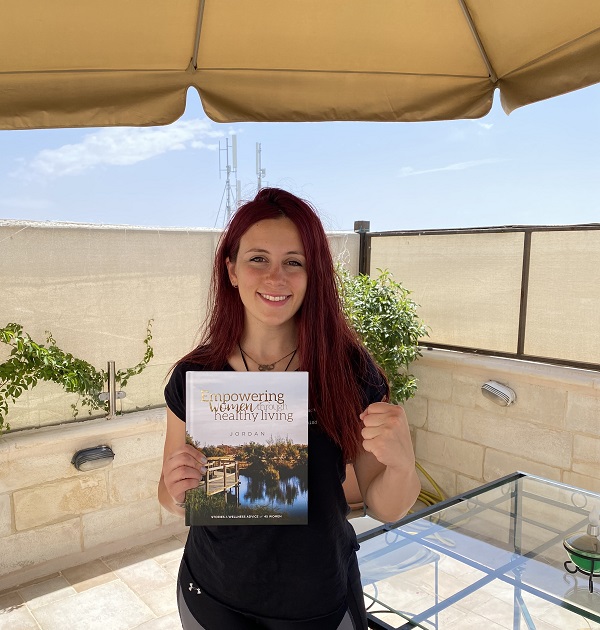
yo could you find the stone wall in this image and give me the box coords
[405,348,600,499]
[3,347,599,588]
[0,408,182,590]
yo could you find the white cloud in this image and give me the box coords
[12,118,224,180]
[398,158,505,178]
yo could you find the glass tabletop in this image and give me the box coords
[356,472,600,630]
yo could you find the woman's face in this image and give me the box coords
[226,218,307,331]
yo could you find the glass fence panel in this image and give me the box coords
[526,230,600,365]
[0,223,215,431]
[1,223,356,432]
[369,232,524,353]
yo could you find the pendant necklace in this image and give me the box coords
[238,344,297,371]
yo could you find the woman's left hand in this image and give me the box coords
[359,402,415,472]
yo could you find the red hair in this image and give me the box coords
[179,188,388,461]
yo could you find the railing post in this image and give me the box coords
[107,361,117,419]
[517,231,532,356]
[354,220,371,276]
[99,360,126,419]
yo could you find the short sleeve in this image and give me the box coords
[358,352,389,409]
[164,363,187,421]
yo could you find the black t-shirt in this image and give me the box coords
[164,356,387,620]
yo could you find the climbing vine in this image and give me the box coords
[0,320,154,434]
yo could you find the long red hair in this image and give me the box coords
[178,188,388,461]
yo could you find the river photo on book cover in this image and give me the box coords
[185,371,309,526]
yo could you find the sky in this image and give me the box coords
[0,83,599,233]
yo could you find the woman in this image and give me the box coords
[159,188,420,630]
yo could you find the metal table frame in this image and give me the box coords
[357,472,600,630]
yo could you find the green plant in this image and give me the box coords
[0,319,154,434]
[338,267,429,404]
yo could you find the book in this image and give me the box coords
[184,371,309,526]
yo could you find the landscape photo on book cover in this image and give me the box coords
[185,371,309,526]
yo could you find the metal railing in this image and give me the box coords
[355,222,600,372]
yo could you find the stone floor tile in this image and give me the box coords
[114,559,174,596]
[174,530,189,544]
[539,602,600,629]
[103,546,151,571]
[19,575,76,610]
[32,580,155,630]
[0,594,40,630]
[138,581,178,617]
[133,611,181,630]
[162,559,181,580]
[0,572,61,598]
[143,537,185,566]
[62,558,117,592]
[0,591,24,612]
[443,612,508,630]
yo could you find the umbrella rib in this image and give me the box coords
[458,0,498,83]
[191,0,207,70]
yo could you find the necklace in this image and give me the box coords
[238,344,297,371]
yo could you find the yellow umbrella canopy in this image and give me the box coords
[1,0,600,130]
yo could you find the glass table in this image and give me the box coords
[356,472,600,629]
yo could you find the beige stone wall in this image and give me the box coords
[405,348,600,499]
[0,221,358,432]
[0,408,186,589]
[3,350,597,588]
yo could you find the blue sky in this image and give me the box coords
[0,83,598,233]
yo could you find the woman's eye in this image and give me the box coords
[287,260,303,267]
[249,256,266,263]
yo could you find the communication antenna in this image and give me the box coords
[256,142,266,191]
[219,134,238,224]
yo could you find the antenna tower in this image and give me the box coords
[256,142,266,191]
[219,134,239,224]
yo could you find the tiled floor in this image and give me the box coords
[2,521,599,629]
[0,532,187,630]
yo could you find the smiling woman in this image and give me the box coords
[158,187,421,630]
[226,217,307,334]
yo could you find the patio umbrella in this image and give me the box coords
[1,0,600,130]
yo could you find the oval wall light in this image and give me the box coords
[481,380,517,406]
[71,445,115,471]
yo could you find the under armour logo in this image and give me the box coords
[188,582,202,595]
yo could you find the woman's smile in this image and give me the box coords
[258,292,291,304]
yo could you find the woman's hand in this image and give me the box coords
[354,401,420,523]
[359,402,415,473]
[162,444,207,505]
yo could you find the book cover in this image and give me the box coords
[184,371,309,526]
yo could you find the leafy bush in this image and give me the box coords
[338,267,429,404]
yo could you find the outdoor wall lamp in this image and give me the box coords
[481,380,516,406]
[71,445,115,471]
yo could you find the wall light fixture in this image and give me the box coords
[71,445,115,471]
[481,380,516,406]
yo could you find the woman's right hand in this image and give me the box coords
[162,444,207,505]
[159,407,208,513]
